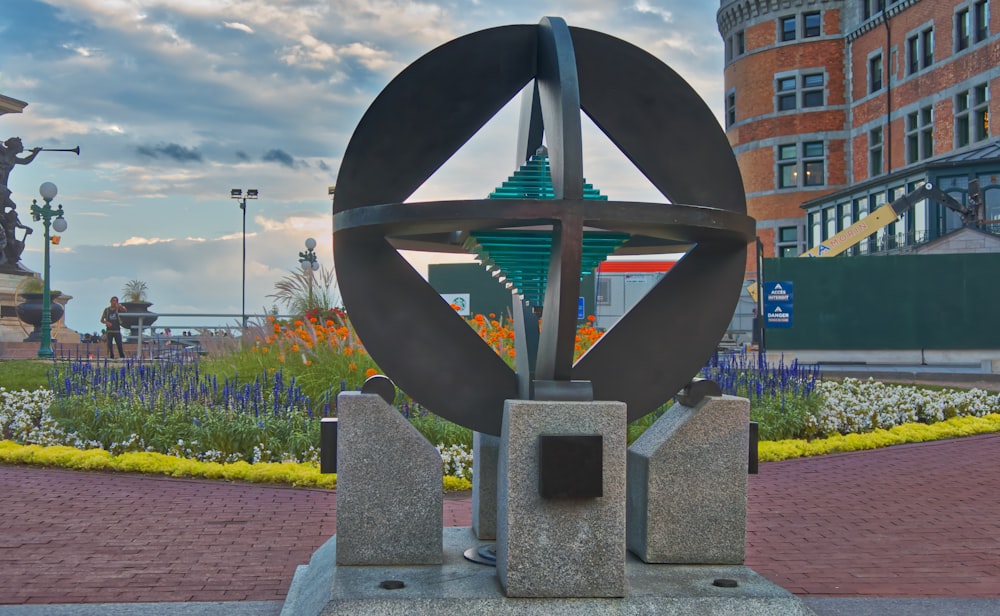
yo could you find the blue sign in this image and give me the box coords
[578,296,585,320]
[764,303,793,328]
[763,281,793,328]
[763,281,793,303]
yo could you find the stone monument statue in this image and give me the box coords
[0,137,40,269]
[282,16,816,615]
[1,191,33,267]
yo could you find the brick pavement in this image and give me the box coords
[1,433,999,605]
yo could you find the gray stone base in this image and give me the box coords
[497,400,627,598]
[334,392,443,565]
[471,431,499,540]
[627,395,750,564]
[281,527,816,616]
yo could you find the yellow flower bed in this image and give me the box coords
[759,412,1000,461]
[0,440,342,488]
[0,439,475,490]
[5,412,1000,487]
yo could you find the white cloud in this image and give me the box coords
[223,21,254,34]
[115,236,176,246]
[634,0,674,23]
[62,44,98,57]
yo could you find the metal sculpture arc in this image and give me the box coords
[333,18,754,436]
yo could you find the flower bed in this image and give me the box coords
[5,373,1000,487]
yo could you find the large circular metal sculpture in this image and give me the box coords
[333,17,755,436]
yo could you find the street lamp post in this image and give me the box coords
[299,237,319,310]
[230,188,258,328]
[29,181,67,359]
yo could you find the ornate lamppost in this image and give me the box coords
[29,181,67,358]
[230,188,258,328]
[299,237,319,310]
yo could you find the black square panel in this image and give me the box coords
[538,434,603,499]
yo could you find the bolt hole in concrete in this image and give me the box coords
[379,580,406,590]
[712,578,739,588]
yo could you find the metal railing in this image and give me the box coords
[107,312,298,360]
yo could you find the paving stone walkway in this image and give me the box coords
[1,433,998,605]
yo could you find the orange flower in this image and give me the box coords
[365,368,378,378]
[587,315,596,322]
[348,362,357,371]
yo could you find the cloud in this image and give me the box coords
[235,151,250,162]
[262,148,296,168]
[61,44,99,57]
[634,0,674,23]
[318,160,330,171]
[136,143,203,162]
[223,21,254,34]
[114,236,177,247]
[280,34,338,69]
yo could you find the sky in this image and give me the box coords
[0,0,726,335]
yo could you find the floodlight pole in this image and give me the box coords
[231,188,258,328]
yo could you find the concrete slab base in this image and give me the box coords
[281,527,816,615]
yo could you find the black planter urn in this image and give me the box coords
[119,301,158,337]
[16,292,65,342]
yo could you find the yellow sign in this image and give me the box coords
[801,204,898,258]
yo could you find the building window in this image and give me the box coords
[777,141,825,189]
[777,77,797,110]
[777,226,800,257]
[808,212,820,248]
[906,35,919,74]
[775,72,825,111]
[803,12,821,37]
[778,144,797,188]
[869,127,884,176]
[906,106,934,163]
[864,0,886,20]
[802,73,825,107]
[922,28,934,67]
[974,0,989,42]
[956,84,990,147]
[906,27,934,74]
[824,207,837,240]
[839,202,853,235]
[735,30,745,55]
[956,7,971,50]
[726,91,736,128]
[803,141,825,186]
[780,16,796,41]
[869,53,883,92]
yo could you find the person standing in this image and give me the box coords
[100,296,128,359]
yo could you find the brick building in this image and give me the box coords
[717,0,1000,271]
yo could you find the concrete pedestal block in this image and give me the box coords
[335,391,443,565]
[472,431,499,540]
[627,395,750,564]
[496,400,627,598]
